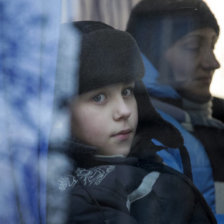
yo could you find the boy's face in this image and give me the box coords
[70,82,138,156]
[163,28,220,103]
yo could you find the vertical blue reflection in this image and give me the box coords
[0,0,80,223]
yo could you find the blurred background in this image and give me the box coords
[61,0,224,98]
[205,0,224,98]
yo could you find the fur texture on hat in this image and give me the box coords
[75,21,145,94]
[127,0,219,69]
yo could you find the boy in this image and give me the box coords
[52,21,216,223]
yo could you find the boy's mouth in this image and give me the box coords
[111,129,133,141]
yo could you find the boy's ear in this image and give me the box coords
[134,81,184,149]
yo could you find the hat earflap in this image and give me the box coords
[133,81,192,179]
[134,80,184,148]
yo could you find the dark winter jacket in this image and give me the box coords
[52,141,216,224]
[212,97,224,124]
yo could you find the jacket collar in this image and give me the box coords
[61,138,162,168]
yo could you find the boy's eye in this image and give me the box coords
[92,94,106,103]
[122,87,134,97]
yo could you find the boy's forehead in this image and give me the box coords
[81,81,136,95]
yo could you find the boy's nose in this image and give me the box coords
[202,50,220,70]
[113,99,131,121]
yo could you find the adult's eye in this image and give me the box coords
[183,43,200,52]
[92,94,106,104]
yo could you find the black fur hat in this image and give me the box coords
[127,0,219,69]
[75,21,144,94]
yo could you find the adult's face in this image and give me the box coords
[163,28,220,103]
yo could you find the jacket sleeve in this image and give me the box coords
[130,172,216,224]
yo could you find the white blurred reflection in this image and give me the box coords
[205,0,224,98]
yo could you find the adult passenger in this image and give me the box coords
[127,0,224,221]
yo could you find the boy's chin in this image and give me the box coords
[98,145,131,157]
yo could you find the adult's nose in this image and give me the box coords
[202,50,220,70]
